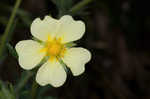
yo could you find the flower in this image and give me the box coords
[15,15,91,87]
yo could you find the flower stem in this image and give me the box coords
[15,71,34,93]
[69,0,93,15]
[0,0,22,58]
[31,81,39,99]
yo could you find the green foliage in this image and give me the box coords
[0,3,32,26]
[6,43,18,59]
[0,0,21,60]
[51,0,93,17]
[51,0,73,16]
[0,81,16,99]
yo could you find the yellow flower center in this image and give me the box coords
[40,36,66,61]
[47,40,63,56]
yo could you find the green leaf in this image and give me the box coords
[0,18,18,61]
[6,43,18,59]
[0,0,22,59]
[51,0,73,17]
[0,81,16,99]
[0,2,31,26]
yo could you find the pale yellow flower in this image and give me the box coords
[15,15,91,87]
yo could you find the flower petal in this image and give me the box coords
[62,47,91,76]
[36,60,67,87]
[15,40,45,70]
[57,15,85,43]
[31,16,59,41]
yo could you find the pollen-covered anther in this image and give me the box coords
[44,38,66,58]
[48,42,61,55]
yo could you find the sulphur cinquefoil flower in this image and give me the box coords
[15,15,91,87]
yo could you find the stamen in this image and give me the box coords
[40,36,66,62]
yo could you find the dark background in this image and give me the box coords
[1,0,150,99]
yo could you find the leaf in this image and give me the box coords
[0,19,18,61]
[6,43,18,59]
[51,0,73,16]
[0,81,16,99]
[0,2,31,25]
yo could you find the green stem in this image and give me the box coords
[69,0,93,15]
[31,81,39,99]
[0,0,22,58]
[15,71,34,93]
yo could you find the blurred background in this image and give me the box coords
[1,0,150,99]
